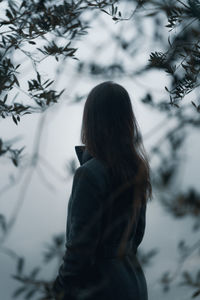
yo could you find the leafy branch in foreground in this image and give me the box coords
[27,73,65,109]
[0,1,200,299]
[0,138,25,166]
[0,0,118,128]
[37,41,78,61]
[10,234,65,300]
[160,239,200,298]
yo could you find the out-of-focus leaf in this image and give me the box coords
[17,257,24,275]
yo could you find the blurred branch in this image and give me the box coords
[35,165,56,192]
[160,239,200,293]
[1,1,200,299]
[0,112,47,245]
[39,155,67,182]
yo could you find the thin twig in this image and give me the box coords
[177,0,190,9]
[0,246,20,261]
[169,239,200,282]
[143,115,172,140]
[36,165,56,192]
[39,155,67,182]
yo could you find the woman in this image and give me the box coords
[52,81,153,300]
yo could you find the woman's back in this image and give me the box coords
[52,81,152,300]
[58,146,148,300]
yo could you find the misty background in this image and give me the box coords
[0,1,200,300]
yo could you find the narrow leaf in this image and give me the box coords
[17,257,24,274]
[191,101,197,108]
[12,115,18,125]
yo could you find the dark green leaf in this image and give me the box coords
[101,9,110,15]
[3,94,8,103]
[11,274,23,282]
[28,41,36,45]
[165,86,169,92]
[145,11,158,17]
[30,267,40,278]
[25,289,36,299]
[6,9,13,19]
[0,214,6,232]
[111,4,114,15]
[12,286,26,298]
[191,101,197,108]
[12,115,18,125]
[17,257,24,274]
[37,72,41,84]
[192,289,200,298]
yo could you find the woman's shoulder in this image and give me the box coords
[76,157,110,195]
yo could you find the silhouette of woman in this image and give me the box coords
[52,81,152,300]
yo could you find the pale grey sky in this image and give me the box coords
[0,3,199,300]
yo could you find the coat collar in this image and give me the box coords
[75,145,93,165]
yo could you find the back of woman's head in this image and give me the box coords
[81,81,152,212]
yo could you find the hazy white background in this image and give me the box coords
[0,3,199,300]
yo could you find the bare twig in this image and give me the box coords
[177,0,190,9]
[169,239,200,282]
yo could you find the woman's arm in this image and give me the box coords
[52,165,103,299]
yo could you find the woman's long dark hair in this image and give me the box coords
[81,81,152,254]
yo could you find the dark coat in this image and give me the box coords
[52,145,148,300]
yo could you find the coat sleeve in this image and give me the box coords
[52,165,103,299]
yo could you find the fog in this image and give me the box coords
[0,3,199,300]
